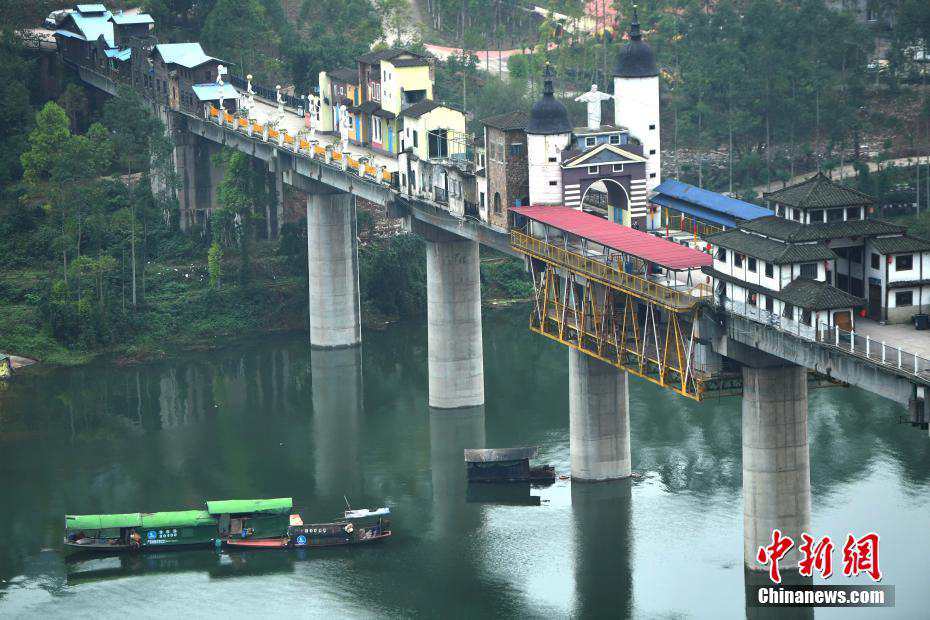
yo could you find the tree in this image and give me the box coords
[379,0,413,45]
[208,242,223,289]
[20,102,71,186]
[57,83,89,132]
[201,0,282,82]
[103,87,162,309]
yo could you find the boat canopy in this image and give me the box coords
[205,498,293,515]
[65,513,142,531]
[141,510,217,528]
[344,507,390,519]
[464,447,539,463]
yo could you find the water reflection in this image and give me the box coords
[0,309,927,617]
[311,346,364,498]
[744,567,814,620]
[571,480,633,618]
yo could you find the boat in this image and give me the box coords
[64,510,219,552]
[64,497,293,554]
[225,506,392,549]
[464,447,556,484]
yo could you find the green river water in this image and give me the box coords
[0,306,927,618]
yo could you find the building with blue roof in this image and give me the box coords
[651,179,772,231]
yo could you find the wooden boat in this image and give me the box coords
[64,510,219,552]
[63,497,293,554]
[225,507,392,549]
[464,447,556,484]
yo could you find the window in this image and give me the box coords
[871,253,880,269]
[480,192,485,208]
[588,165,599,175]
[373,118,382,142]
[509,143,524,156]
[784,303,794,320]
[609,135,620,145]
[717,248,727,262]
[791,209,800,221]
[765,296,774,312]
[612,164,624,173]
[412,130,418,147]
[827,208,844,222]
[748,257,757,273]
[649,149,656,155]
[896,254,914,271]
[649,124,656,130]
[846,207,861,220]
[810,209,824,223]
[549,180,558,186]
[649,172,657,178]
[802,309,812,326]
[764,262,774,278]
[493,192,501,213]
[896,291,914,307]
[586,136,596,147]
[800,263,818,279]
[734,253,743,268]
[548,156,557,162]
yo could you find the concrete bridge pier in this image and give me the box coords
[741,364,811,571]
[311,346,363,497]
[307,190,362,349]
[424,233,485,409]
[568,350,632,481]
[267,155,285,239]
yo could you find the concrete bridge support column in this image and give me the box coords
[569,350,631,481]
[742,364,811,570]
[267,156,285,239]
[425,237,484,409]
[307,191,361,348]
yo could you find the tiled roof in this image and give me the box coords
[739,215,905,242]
[481,111,528,131]
[155,43,220,68]
[869,235,930,255]
[703,268,864,310]
[763,172,874,209]
[357,48,429,65]
[391,58,430,68]
[778,278,865,310]
[705,229,836,264]
[887,279,930,289]
[328,68,358,84]
[400,99,446,118]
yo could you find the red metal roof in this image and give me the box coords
[512,205,713,270]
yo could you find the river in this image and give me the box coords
[0,306,927,618]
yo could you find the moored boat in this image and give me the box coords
[225,506,392,549]
[64,510,219,552]
[464,447,556,484]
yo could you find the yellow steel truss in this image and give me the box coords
[528,261,706,400]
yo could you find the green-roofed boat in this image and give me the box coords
[64,498,293,553]
[64,510,218,551]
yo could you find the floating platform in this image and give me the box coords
[464,447,556,484]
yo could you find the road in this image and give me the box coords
[754,155,930,195]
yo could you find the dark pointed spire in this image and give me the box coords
[613,3,658,78]
[527,61,571,135]
[629,4,642,41]
[542,61,555,97]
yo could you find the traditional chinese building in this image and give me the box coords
[704,172,930,327]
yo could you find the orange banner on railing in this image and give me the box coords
[314,145,326,156]
[268,129,279,139]
[364,165,377,175]
[252,124,263,133]
[238,117,248,127]
[209,107,219,117]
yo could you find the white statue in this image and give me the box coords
[575,84,613,130]
[245,74,255,113]
[338,104,351,151]
[275,84,285,123]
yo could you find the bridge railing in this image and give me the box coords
[511,230,709,310]
[725,299,930,379]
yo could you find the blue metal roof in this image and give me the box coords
[104,47,131,61]
[111,13,154,25]
[651,179,771,224]
[67,11,115,47]
[650,194,734,228]
[192,83,240,102]
[76,4,108,14]
[155,43,220,69]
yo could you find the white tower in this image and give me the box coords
[613,10,660,217]
[527,63,573,206]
